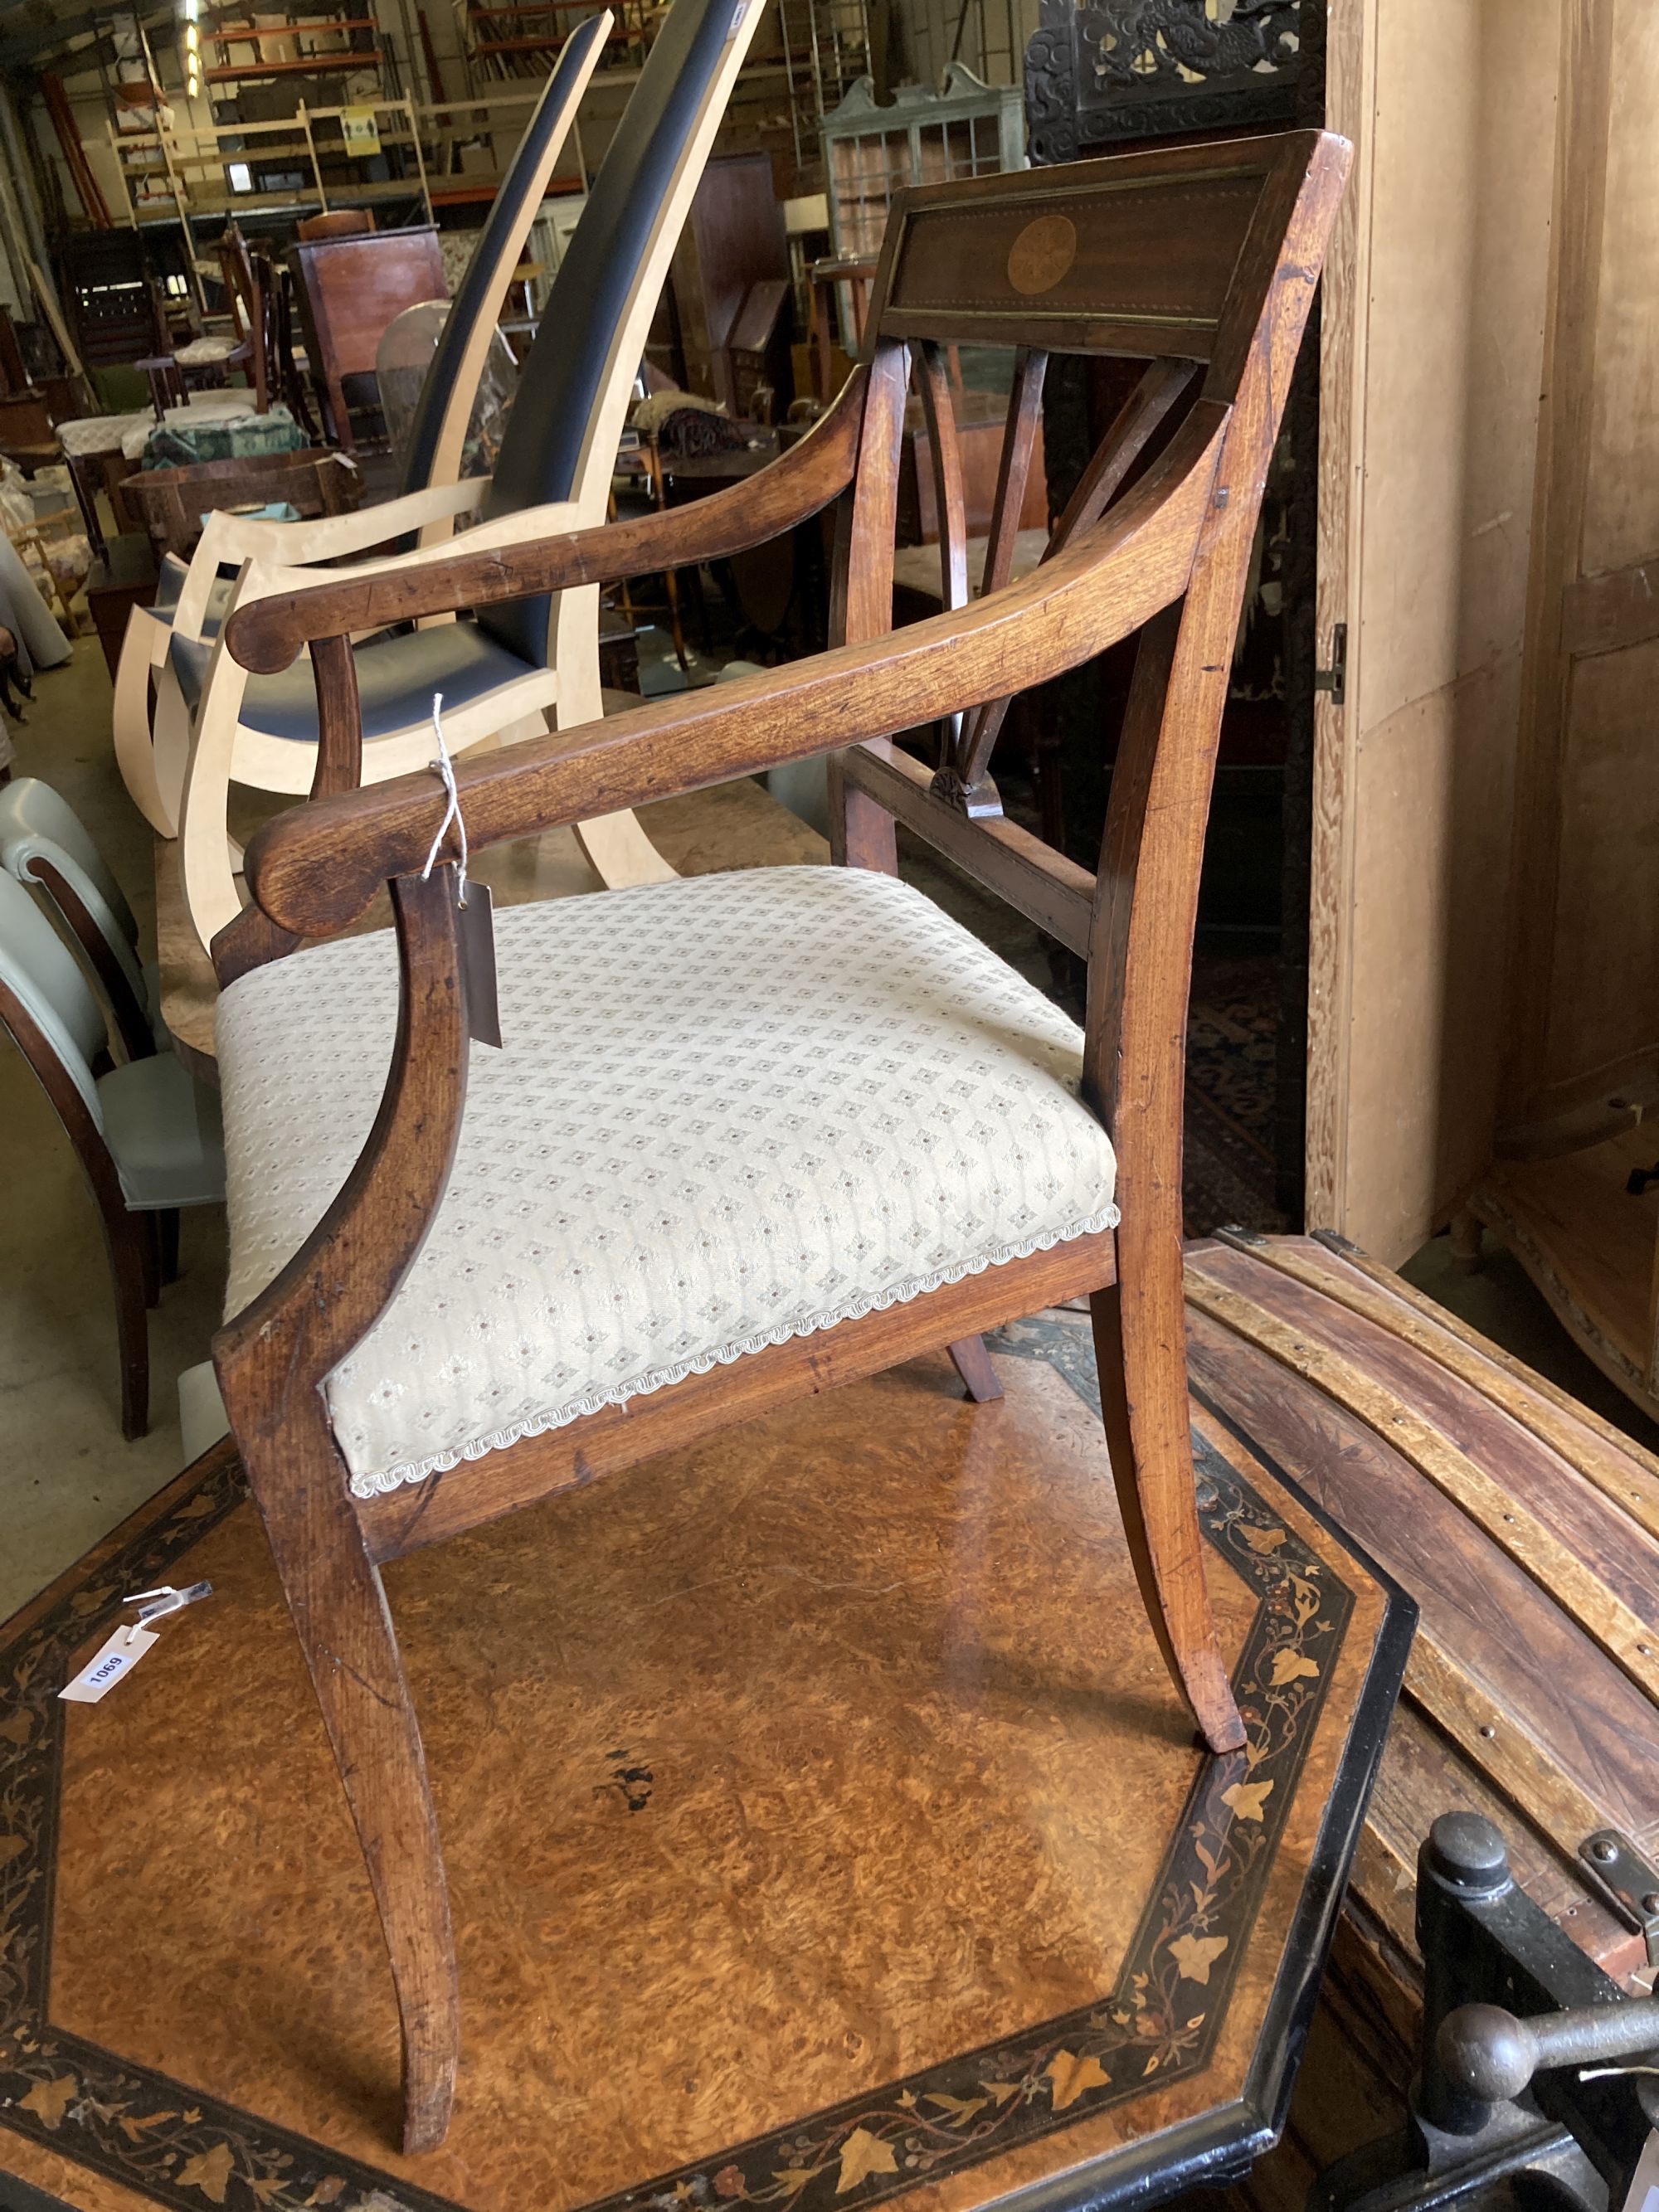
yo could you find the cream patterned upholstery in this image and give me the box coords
[56,411,153,461]
[216,867,1119,1496]
[174,334,241,366]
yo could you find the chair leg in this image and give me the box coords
[139,1213,162,1309]
[948,1334,1003,1403]
[231,1400,460,2151]
[1089,1281,1245,1756]
[108,1216,151,1440]
[158,1208,181,1285]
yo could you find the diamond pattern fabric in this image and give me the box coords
[216,865,1119,1495]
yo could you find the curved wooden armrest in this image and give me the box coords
[239,402,1228,940]
[224,368,871,676]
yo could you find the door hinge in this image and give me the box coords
[1314,620,1347,708]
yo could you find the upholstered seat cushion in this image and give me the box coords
[216,866,1119,1497]
[168,617,539,732]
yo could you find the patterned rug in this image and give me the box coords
[1185,950,1283,1238]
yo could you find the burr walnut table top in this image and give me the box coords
[0,1315,1407,2212]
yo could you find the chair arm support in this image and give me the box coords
[224,369,871,675]
[239,405,1228,941]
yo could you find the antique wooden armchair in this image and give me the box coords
[208,128,1350,2155]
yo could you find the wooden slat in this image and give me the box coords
[204,54,382,75]
[1216,1228,1659,1541]
[1183,1268,1659,1710]
[1403,1634,1609,1853]
[916,342,969,766]
[957,357,1195,794]
[839,743,1094,956]
[915,343,968,620]
[980,348,1048,601]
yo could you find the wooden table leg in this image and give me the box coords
[66,451,109,560]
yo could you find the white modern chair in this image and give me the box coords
[0,776,165,1061]
[0,871,223,1437]
[171,0,766,956]
[151,0,768,957]
[112,11,611,842]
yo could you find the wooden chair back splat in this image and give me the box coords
[211,129,1352,2158]
[216,225,269,414]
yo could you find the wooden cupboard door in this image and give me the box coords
[1307,0,1564,1262]
[1502,2,1659,1145]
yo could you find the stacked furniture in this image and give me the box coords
[112,14,611,846]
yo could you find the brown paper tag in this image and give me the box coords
[459,881,502,1049]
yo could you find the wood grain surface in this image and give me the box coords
[12,1334,1395,2212]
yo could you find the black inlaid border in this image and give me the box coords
[0,1322,1398,2212]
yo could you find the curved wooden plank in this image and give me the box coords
[1185,1268,1659,1710]
[1220,1227,1659,1539]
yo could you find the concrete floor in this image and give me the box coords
[2,634,1657,1633]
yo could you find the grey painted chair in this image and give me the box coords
[0,870,224,1437]
[0,777,164,1062]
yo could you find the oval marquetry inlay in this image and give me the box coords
[1007,214,1077,296]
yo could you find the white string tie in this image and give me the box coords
[421,690,469,906]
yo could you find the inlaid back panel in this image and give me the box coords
[872,148,1281,363]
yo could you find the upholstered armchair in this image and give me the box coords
[205,130,1350,2156]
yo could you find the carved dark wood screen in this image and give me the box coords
[1024,0,1302,167]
